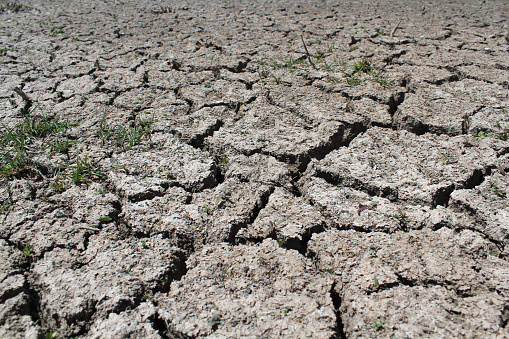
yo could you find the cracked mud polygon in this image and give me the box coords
[1,0,508,338]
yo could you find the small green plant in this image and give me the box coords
[473,131,490,138]
[97,113,153,150]
[97,114,113,146]
[264,220,285,238]
[498,129,509,140]
[314,51,327,63]
[115,121,151,149]
[393,209,410,231]
[208,314,221,329]
[285,56,306,69]
[271,73,282,84]
[204,84,216,92]
[369,245,381,255]
[489,182,506,197]
[341,57,394,87]
[371,73,395,87]
[45,137,75,154]
[49,27,63,37]
[98,187,104,194]
[358,201,378,215]
[494,122,509,140]
[23,245,33,257]
[477,190,489,199]
[24,112,71,137]
[45,333,57,339]
[347,75,363,85]
[50,175,67,191]
[352,58,373,74]
[141,295,154,302]
[0,109,76,177]
[442,151,455,165]
[257,69,269,85]
[216,186,228,206]
[0,130,29,173]
[0,199,13,214]
[282,306,292,316]
[111,162,126,170]
[158,168,175,179]
[322,60,334,71]
[99,217,112,222]
[141,241,147,248]
[326,268,336,275]
[479,250,498,258]
[473,128,509,140]
[70,156,103,184]
[266,56,307,71]
[0,46,16,56]
[270,60,284,69]
[219,154,229,173]
[333,58,347,68]
[374,274,379,289]
[326,76,340,83]
[326,41,336,54]
[375,322,383,331]
[51,156,105,190]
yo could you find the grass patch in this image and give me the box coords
[0,109,76,177]
[97,113,154,151]
[0,108,110,191]
[257,52,394,87]
[0,46,16,56]
[342,57,395,87]
[473,123,509,140]
[49,27,64,37]
[51,156,105,190]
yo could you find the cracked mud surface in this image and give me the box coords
[1,0,508,337]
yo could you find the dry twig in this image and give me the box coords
[391,20,402,38]
[300,35,317,70]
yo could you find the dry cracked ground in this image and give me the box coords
[1,0,509,338]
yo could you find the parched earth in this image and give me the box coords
[0,0,508,337]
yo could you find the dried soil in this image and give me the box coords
[1,0,508,338]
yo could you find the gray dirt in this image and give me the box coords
[0,0,508,338]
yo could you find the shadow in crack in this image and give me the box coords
[331,283,347,339]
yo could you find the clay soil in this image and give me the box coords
[1,0,509,338]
